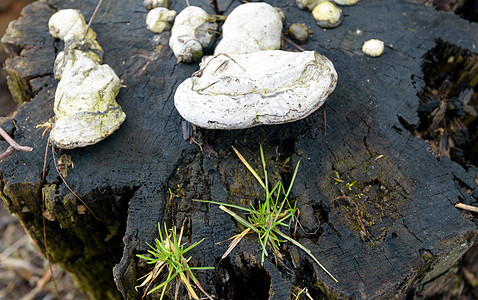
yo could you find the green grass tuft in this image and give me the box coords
[196,145,337,282]
[136,219,214,299]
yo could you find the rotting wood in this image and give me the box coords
[0,0,477,299]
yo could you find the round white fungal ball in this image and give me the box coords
[312,1,343,28]
[362,39,384,57]
[146,7,177,33]
[48,9,96,41]
[169,6,217,63]
[214,2,283,55]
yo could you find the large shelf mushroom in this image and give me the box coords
[175,50,337,129]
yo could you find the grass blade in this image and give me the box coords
[219,205,258,233]
[260,145,269,198]
[190,271,214,300]
[179,271,199,299]
[276,230,338,282]
[148,269,177,296]
[232,146,266,189]
[184,238,205,253]
[285,160,300,199]
[194,199,250,212]
[221,228,251,260]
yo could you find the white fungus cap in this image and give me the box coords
[169,6,215,62]
[48,9,96,41]
[146,7,177,33]
[214,2,283,55]
[362,39,385,57]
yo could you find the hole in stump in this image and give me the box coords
[214,256,271,300]
[412,39,478,167]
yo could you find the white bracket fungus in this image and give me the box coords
[362,39,385,57]
[49,10,126,149]
[174,50,337,129]
[51,41,126,149]
[146,7,177,33]
[169,6,219,63]
[214,2,283,55]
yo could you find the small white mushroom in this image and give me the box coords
[146,7,177,33]
[48,9,96,41]
[312,1,343,28]
[169,6,218,63]
[214,3,283,55]
[174,50,337,129]
[143,0,171,10]
[362,39,384,57]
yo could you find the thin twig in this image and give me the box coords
[455,202,478,213]
[83,0,104,38]
[195,28,221,35]
[0,235,29,258]
[282,35,306,52]
[0,146,14,160]
[42,135,50,181]
[0,127,33,152]
[293,208,300,240]
[0,127,33,160]
[20,267,54,300]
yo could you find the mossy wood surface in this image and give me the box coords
[1,0,478,299]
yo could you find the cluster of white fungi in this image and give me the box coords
[47,0,385,145]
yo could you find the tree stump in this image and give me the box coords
[1,0,477,299]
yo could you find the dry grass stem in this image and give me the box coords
[455,202,478,213]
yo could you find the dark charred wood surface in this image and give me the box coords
[1,0,478,299]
